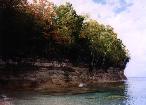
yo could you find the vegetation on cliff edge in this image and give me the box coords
[0,0,130,70]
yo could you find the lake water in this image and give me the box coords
[0,77,146,105]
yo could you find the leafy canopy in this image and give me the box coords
[0,1,130,70]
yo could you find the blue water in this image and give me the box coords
[0,77,146,105]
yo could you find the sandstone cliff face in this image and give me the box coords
[0,60,126,91]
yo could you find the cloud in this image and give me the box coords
[52,0,146,77]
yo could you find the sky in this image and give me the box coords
[29,0,146,77]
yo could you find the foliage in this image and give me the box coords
[80,20,129,69]
[54,3,84,44]
[0,1,130,70]
[0,0,54,57]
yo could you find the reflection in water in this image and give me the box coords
[0,77,146,105]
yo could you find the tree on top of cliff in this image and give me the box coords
[80,20,130,69]
[0,0,55,57]
[0,1,130,70]
[53,3,84,44]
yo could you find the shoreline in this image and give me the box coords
[0,59,126,92]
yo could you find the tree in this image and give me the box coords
[0,0,54,57]
[54,3,84,44]
[80,19,130,70]
[0,1,129,70]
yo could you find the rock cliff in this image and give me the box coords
[0,59,126,91]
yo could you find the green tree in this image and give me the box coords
[80,19,129,70]
[54,3,84,44]
[0,1,129,70]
